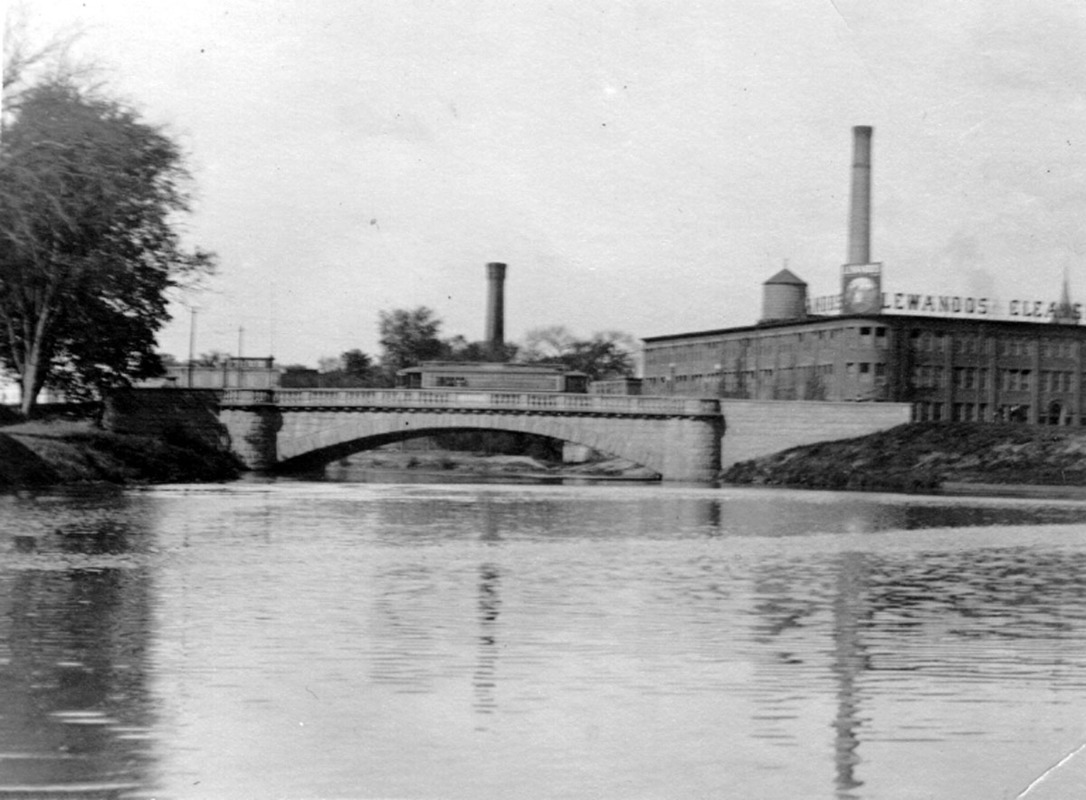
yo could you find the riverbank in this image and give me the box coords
[0,420,241,487]
[722,421,1086,493]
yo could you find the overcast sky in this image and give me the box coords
[20,0,1086,366]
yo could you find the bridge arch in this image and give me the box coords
[273,411,669,475]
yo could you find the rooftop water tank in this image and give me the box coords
[761,268,808,322]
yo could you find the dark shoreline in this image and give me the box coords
[722,421,1086,496]
[0,421,240,488]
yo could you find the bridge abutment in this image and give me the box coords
[220,401,282,470]
[657,415,724,483]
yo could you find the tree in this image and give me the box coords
[309,348,384,388]
[442,335,517,363]
[341,348,373,376]
[521,327,637,380]
[377,306,446,377]
[520,325,576,361]
[0,75,213,415]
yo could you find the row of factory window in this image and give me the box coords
[915,402,994,422]
[648,329,1082,369]
[911,367,1078,393]
[844,361,887,380]
[916,402,1077,425]
[914,402,1029,422]
[910,331,1077,357]
[647,326,899,368]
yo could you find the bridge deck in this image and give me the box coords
[220,389,719,418]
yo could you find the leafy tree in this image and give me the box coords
[0,74,213,415]
[341,348,375,377]
[195,350,230,367]
[442,335,517,363]
[520,325,576,361]
[521,327,637,380]
[309,348,385,388]
[377,306,446,377]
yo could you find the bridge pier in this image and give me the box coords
[657,415,723,483]
[220,401,281,471]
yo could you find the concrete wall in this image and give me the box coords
[719,399,912,468]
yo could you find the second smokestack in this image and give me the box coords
[847,125,873,265]
[485,262,507,355]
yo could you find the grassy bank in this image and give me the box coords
[0,419,240,488]
[722,422,1086,493]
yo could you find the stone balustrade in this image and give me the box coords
[219,388,719,418]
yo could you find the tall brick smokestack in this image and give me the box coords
[485,262,507,355]
[847,126,873,265]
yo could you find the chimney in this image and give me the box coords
[485,262,507,354]
[847,126,873,265]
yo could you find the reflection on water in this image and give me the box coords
[0,488,157,798]
[3,482,1086,798]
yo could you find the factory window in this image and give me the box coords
[978,404,988,421]
[859,362,871,376]
[1001,368,1032,391]
[875,362,886,378]
[860,326,872,337]
[875,327,888,348]
[931,402,944,421]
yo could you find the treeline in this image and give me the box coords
[280,307,637,388]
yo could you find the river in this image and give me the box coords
[3,474,1086,799]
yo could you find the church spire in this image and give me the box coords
[1052,266,1080,324]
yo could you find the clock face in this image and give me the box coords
[845,276,878,312]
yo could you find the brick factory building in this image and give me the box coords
[643,127,1086,425]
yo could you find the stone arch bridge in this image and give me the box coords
[218,388,724,482]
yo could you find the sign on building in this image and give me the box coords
[841,263,883,314]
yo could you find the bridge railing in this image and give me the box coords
[219,388,719,417]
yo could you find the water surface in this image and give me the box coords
[3,480,1086,799]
